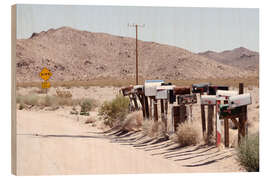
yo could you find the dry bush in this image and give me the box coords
[121,111,143,131]
[98,95,130,127]
[237,133,259,172]
[85,117,96,124]
[55,88,72,98]
[16,93,95,110]
[172,121,200,147]
[142,120,166,138]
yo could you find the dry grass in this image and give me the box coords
[16,76,259,88]
[121,111,143,131]
[16,94,96,110]
[142,121,166,138]
[237,133,259,172]
[172,121,201,147]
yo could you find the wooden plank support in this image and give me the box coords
[144,96,149,119]
[149,97,153,120]
[238,83,246,144]
[224,118,229,147]
[207,105,214,139]
[179,104,187,124]
[160,99,166,125]
[173,105,180,131]
[138,94,145,119]
[154,99,158,122]
[201,104,206,138]
[132,94,139,110]
[164,100,168,130]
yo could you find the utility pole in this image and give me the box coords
[128,23,145,85]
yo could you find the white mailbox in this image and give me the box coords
[229,93,252,108]
[216,90,238,98]
[156,85,175,99]
[144,80,164,96]
[201,95,217,105]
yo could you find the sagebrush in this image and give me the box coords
[237,133,259,172]
[172,121,200,147]
[98,95,130,127]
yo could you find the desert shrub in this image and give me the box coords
[16,94,95,109]
[16,94,39,106]
[98,95,130,127]
[172,121,200,147]
[121,111,143,131]
[142,121,166,138]
[236,133,259,172]
[80,99,95,112]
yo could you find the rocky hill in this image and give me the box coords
[198,47,259,72]
[16,27,256,82]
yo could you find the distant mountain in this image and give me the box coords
[16,27,254,82]
[198,47,259,72]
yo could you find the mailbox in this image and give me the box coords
[208,85,229,95]
[216,90,238,98]
[121,86,133,96]
[200,95,217,105]
[133,85,144,94]
[192,83,210,93]
[144,80,164,97]
[178,94,197,104]
[156,85,174,100]
[219,104,242,119]
[173,86,191,95]
[229,93,252,109]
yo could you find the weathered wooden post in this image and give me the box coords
[173,105,180,131]
[164,99,168,129]
[160,99,165,124]
[144,95,149,119]
[238,83,247,144]
[224,117,229,147]
[149,97,153,120]
[154,98,158,122]
[207,105,214,139]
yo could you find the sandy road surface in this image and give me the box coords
[16,108,242,175]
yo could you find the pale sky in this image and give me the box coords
[16,4,259,53]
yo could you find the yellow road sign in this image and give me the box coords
[39,67,52,81]
[41,81,51,89]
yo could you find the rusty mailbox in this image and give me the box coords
[192,83,210,93]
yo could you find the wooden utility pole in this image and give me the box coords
[128,23,145,85]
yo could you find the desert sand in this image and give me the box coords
[15,86,259,175]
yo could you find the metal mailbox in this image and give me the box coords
[133,85,144,94]
[208,85,229,95]
[229,93,252,109]
[219,104,242,119]
[121,86,133,96]
[144,80,164,97]
[173,86,191,95]
[178,94,197,104]
[192,83,210,93]
[200,95,217,105]
[156,85,174,100]
[216,90,238,98]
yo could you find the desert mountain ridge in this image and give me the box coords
[198,47,259,72]
[16,26,258,82]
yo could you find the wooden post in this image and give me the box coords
[144,96,149,119]
[164,100,168,130]
[238,83,247,144]
[201,104,206,137]
[173,106,180,131]
[154,99,158,122]
[132,94,139,110]
[224,118,229,147]
[149,97,153,120]
[160,99,165,124]
[179,104,187,124]
[138,94,145,118]
[207,105,214,139]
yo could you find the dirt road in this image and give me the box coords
[16,107,242,175]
